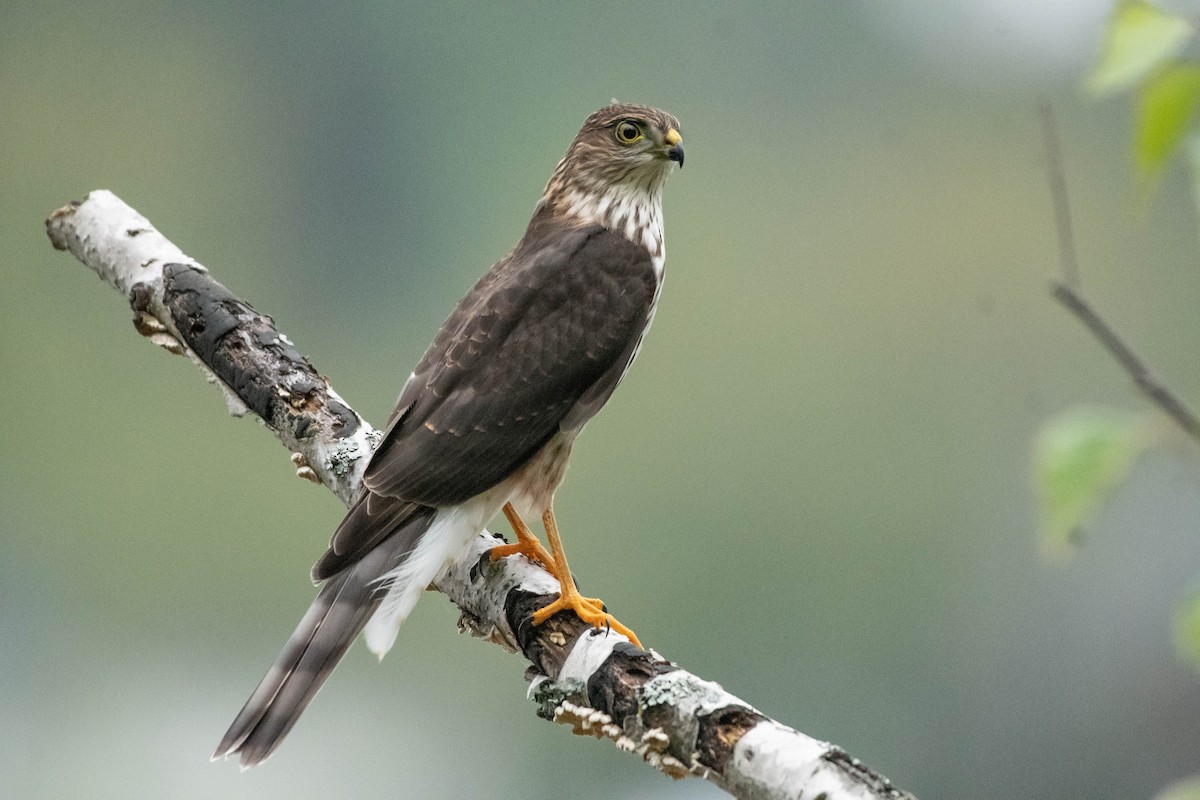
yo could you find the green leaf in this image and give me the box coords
[1156,776,1200,800]
[1135,63,1200,183]
[1088,0,1194,96]
[1173,585,1200,674]
[1033,407,1146,556]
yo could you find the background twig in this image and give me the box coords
[1040,104,1200,442]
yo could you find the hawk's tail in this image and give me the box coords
[213,504,434,768]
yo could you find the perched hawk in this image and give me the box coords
[215,103,684,767]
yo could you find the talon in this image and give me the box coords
[497,503,643,650]
[532,593,641,649]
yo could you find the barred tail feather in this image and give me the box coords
[214,507,434,768]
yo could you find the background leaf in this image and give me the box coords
[1136,63,1200,183]
[1089,0,1194,95]
[1174,585,1200,674]
[1034,406,1147,556]
[1156,776,1200,800]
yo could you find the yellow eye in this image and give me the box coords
[614,120,643,144]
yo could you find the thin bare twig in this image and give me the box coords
[1050,282,1200,439]
[1039,102,1083,290]
[1040,104,1200,442]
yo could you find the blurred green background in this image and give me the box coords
[4,2,1200,798]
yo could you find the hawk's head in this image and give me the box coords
[551,103,683,194]
[572,102,684,171]
[539,103,682,261]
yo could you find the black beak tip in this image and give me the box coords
[668,144,685,167]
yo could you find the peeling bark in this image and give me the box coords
[46,190,916,800]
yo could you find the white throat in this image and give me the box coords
[560,183,666,276]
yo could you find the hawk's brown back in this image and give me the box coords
[312,224,657,577]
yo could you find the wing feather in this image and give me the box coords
[363,224,655,507]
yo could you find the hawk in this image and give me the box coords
[215,102,684,767]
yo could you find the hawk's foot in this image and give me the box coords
[488,505,605,618]
[533,505,642,649]
[532,589,641,648]
[488,536,607,617]
[488,538,555,570]
[489,502,556,571]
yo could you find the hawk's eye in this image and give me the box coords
[614,121,643,144]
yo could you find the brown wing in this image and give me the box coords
[364,223,656,507]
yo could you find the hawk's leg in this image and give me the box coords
[489,502,556,570]
[532,507,642,649]
[490,504,606,614]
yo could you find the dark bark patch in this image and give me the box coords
[587,643,676,725]
[695,705,766,773]
[161,263,358,440]
[506,588,579,677]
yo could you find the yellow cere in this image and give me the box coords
[664,128,682,146]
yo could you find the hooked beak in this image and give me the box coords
[664,128,684,167]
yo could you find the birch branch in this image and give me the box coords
[46,190,915,800]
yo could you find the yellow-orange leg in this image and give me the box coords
[489,502,556,571]
[531,507,642,649]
